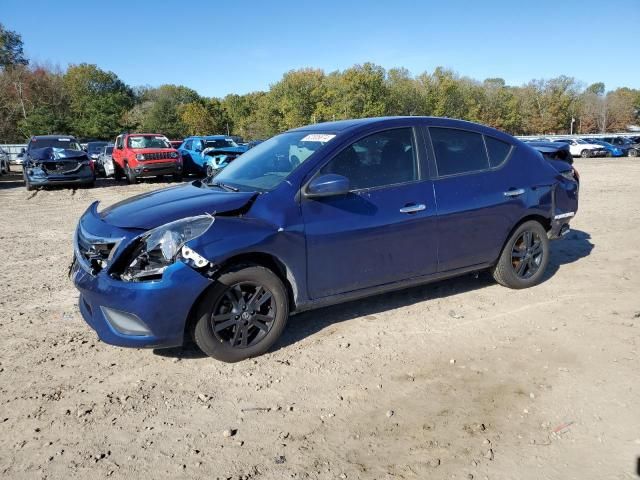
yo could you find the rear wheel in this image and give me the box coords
[492,220,549,289]
[629,149,638,157]
[580,149,591,158]
[192,265,289,362]
[172,172,183,182]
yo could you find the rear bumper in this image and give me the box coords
[548,212,574,240]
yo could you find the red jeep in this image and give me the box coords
[112,133,183,183]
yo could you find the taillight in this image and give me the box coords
[572,166,579,183]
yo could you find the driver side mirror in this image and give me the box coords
[305,174,350,198]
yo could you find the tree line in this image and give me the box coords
[1,23,638,143]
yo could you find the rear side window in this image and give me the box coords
[430,127,489,176]
[484,136,512,167]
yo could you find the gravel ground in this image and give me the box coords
[0,159,638,480]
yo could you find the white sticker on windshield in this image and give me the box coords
[301,134,336,143]
[58,138,70,141]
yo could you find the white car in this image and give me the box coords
[554,139,606,158]
[0,147,9,174]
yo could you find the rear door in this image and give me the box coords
[302,127,438,299]
[427,127,525,272]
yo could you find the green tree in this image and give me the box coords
[269,68,326,129]
[135,84,201,138]
[63,63,133,139]
[0,24,28,69]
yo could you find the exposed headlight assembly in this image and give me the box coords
[120,215,214,282]
[136,154,146,161]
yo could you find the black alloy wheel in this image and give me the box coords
[210,282,276,349]
[510,230,544,279]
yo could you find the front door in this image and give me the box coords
[302,127,438,299]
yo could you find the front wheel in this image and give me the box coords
[492,220,549,289]
[125,166,138,184]
[629,149,638,157]
[580,149,591,158]
[172,172,183,182]
[192,265,289,362]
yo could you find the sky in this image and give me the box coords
[2,0,639,98]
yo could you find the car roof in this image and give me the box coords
[286,116,516,140]
[30,135,77,140]
[188,135,233,140]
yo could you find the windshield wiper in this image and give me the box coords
[208,181,239,192]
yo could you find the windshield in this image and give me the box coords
[127,135,171,149]
[29,138,82,151]
[212,131,336,191]
[87,142,108,153]
[105,146,114,154]
[205,139,237,149]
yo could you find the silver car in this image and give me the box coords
[0,147,9,174]
[96,145,115,177]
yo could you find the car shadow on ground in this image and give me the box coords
[154,229,594,361]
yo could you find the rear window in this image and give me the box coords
[484,136,512,167]
[430,127,489,176]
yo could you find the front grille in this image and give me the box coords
[44,161,80,174]
[75,227,121,274]
[143,152,174,161]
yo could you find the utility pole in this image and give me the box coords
[570,117,575,135]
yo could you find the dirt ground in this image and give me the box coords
[0,158,638,480]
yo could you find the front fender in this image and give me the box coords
[186,216,307,305]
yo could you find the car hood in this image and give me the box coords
[99,181,257,229]
[28,147,88,163]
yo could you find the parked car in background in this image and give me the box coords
[582,139,625,157]
[247,140,265,149]
[86,141,109,161]
[554,138,606,158]
[71,116,578,362]
[112,133,183,183]
[96,144,115,177]
[179,135,248,176]
[601,137,639,156]
[22,135,95,191]
[524,140,574,164]
[0,147,9,174]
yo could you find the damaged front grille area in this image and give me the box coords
[75,226,122,275]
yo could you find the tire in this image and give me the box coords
[580,149,591,158]
[192,265,289,362]
[492,220,549,289]
[206,164,215,177]
[114,162,124,181]
[172,173,183,182]
[125,166,137,184]
[606,151,612,157]
[629,149,638,157]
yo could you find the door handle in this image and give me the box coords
[503,188,525,197]
[399,204,426,214]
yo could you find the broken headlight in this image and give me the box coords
[120,215,213,282]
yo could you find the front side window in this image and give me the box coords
[430,127,489,176]
[115,136,123,149]
[319,128,417,190]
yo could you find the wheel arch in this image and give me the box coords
[494,213,551,265]
[182,251,298,343]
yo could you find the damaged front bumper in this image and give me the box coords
[71,204,211,348]
[25,164,94,186]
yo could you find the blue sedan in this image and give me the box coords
[178,135,248,176]
[72,117,579,362]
